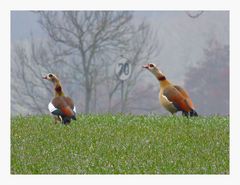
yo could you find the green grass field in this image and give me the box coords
[11,114,229,174]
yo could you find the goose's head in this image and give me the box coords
[142,63,160,76]
[142,63,166,81]
[42,73,59,83]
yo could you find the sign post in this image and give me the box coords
[115,57,132,112]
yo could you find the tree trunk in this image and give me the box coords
[108,95,112,113]
[85,87,91,113]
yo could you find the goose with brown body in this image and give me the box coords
[143,63,198,117]
[43,73,77,124]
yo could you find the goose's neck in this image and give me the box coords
[54,80,64,97]
[154,70,171,88]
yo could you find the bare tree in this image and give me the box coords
[92,22,159,113]
[184,41,229,115]
[11,37,78,115]
[121,22,159,112]
[37,11,133,113]
[12,11,160,115]
[11,40,51,115]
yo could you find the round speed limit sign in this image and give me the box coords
[115,59,132,81]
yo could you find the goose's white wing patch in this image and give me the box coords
[162,94,173,104]
[73,106,76,114]
[48,102,57,113]
[160,93,178,113]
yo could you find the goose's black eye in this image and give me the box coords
[49,74,53,78]
[149,64,154,68]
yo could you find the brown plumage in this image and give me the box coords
[52,96,75,117]
[43,73,77,124]
[143,63,198,117]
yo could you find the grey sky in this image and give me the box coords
[11,11,45,40]
[11,11,229,42]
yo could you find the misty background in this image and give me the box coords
[11,11,229,116]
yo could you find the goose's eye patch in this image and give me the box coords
[49,74,53,78]
[149,64,154,67]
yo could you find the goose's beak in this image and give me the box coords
[42,76,47,79]
[142,64,149,69]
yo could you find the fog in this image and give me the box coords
[11,11,229,116]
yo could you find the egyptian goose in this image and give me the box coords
[143,63,198,117]
[43,73,77,124]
